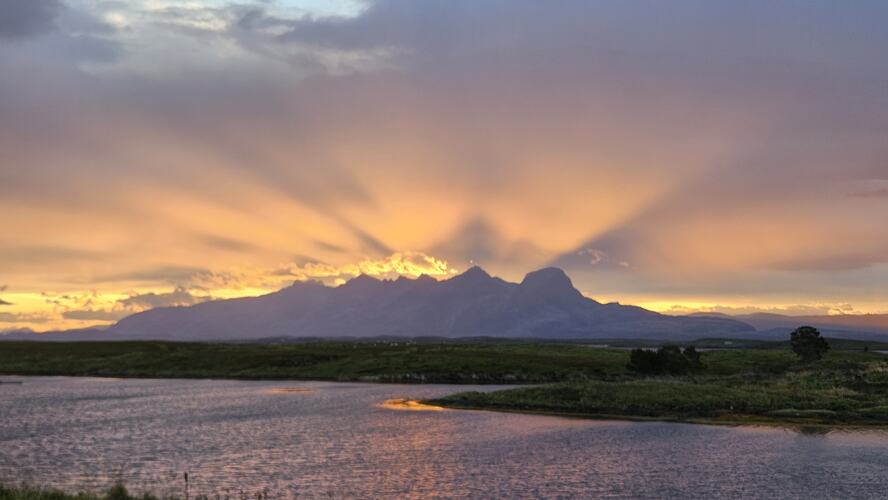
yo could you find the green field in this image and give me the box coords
[0,340,629,383]
[429,349,888,427]
[0,483,155,500]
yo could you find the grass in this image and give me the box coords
[0,483,156,500]
[0,340,629,383]
[429,350,888,427]
[0,481,270,500]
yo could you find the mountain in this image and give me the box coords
[0,327,112,341]
[686,311,888,342]
[101,266,754,341]
[718,313,888,340]
[734,313,888,333]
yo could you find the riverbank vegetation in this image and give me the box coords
[0,481,267,500]
[0,340,630,383]
[430,333,888,426]
[2,336,888,426]
[0,338,884,384]
[0,483,155,500]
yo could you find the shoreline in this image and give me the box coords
[426,400,888,430]
[0,371,531,385]
[4,341,888,431]
[7,373,887,430]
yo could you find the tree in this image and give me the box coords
[627,345,705,375]
[682,346,704,371]
[628,348,658,373]
[790,326,830,363]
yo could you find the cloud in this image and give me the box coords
[117,286,210,310]
[96,267,216,285]
[0,298,12,306]
[0,0,60,40]
[2,0,888,323]
[663,303,859,317]
[275,251,458,285]
[426,217,550,276]
[0,312,51,324]
[61,309,129,321]
[197,234,261,253]
[0,245,106,263]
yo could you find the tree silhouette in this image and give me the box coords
[627,345,705,374]
[790,326,830,363]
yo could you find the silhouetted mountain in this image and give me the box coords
[728,313,888,339]
[101,266,754,341]
[0,327,111,341]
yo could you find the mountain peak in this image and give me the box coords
[340,274,381,289]
[521,267,570,285]
[518,267,582,301]
[446,265,492,283]
[461,266,491,279]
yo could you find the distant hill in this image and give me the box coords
[690,312,888,341]
[97,266,754,341]
[0,327,112,341]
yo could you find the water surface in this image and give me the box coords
[2,377,887,499]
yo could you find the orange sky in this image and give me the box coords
[1,0,888,331]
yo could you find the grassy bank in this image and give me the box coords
[3,339,888,426]
[0,483,155,500]
[0,340,630,383]
[429,351,888,427]
[0,340,877,382]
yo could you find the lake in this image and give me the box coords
[2,377,887,499]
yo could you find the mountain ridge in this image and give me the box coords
[104,266,754,341]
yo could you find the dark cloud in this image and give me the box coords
[331,216,392,257]
[62,309,128,321]
[313,240,346,254]
[117,287,210,310]
[96,267,215,285]
[0,246,107,264]
[0,0,61,40]
[0,312,50,324]
[277,0,888,74]
[427,217,548,274]
[198,234,261,253]
[0,299,12,306]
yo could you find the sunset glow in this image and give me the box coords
[2,0,888,331]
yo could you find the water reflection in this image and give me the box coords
[266,387,314,394]
[2,377,888,498]
[378,398,446,411]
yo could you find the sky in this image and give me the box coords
[1,0,888,331]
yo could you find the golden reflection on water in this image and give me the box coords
[378,398,446,411]
[267,387,314,394]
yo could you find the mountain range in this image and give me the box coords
[5,266,888,342]
[108,266,754,341]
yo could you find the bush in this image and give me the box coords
[627,346,704,375]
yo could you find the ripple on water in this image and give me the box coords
[2,377,888,499]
